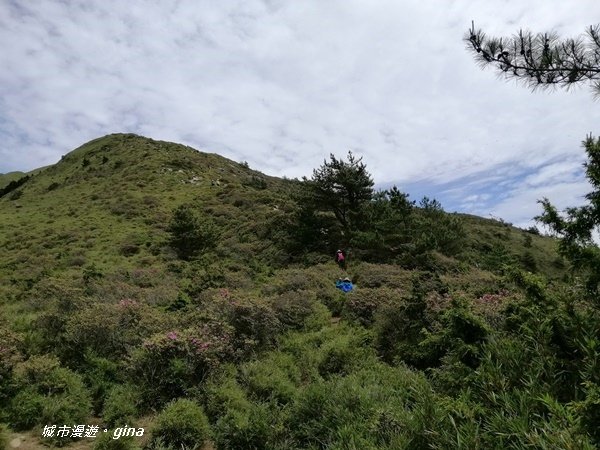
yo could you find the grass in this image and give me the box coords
[1,133,587,449]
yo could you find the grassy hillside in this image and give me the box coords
[0,134,297,302]
[0,171,25,189]
[2,134,597,449]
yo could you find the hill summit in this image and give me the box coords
[0,134,297,296]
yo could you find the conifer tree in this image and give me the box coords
[304,151,374,237]
[537,136,600,298]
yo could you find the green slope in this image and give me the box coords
[0,133,295,302]
[0,133,566,302]
[2,133,592,449]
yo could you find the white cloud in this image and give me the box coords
[1,0,599,224]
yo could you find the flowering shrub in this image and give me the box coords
[62,299,172,362]
[342,287,403,327]
[270,290,327,331]
[208,290,282,356]
[129,323,234,407]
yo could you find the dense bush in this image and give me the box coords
[102,384,140,428]
[288,364,452,449]
[269,290,319,330]
[168,205,220,260]
[63,299,169,360]
[150,399,211,450]
[129,324,234,407]
[239,353,300,404]
[341,287,402,326]
[219,292,282,356]
[0,424,7,450]
[0,326,23,419]
[93,431,139,450]
[8,356,91,435]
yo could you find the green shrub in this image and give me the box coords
[102,384,140,428]
[239,353,300,404]
[341,287,402,327]
[373,293,428,367]
[62,300,171,363]
[212,401,282,450]
[129,324,234,407]
[0,326,23,414]
[289,364,450,449]
[7,388,44,430]
[269,290,319,330]
[168,205,220,260]
[203,375,251,423]
[222,293,281,355]
[93,431,139,450]
[317,331,375,378]
[0,424,7,450]
[8,356,91,435]
[572,382,600,445]
[8,189,22,200]
[150,399,210,450]
[80,353,120,415]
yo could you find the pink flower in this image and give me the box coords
[166,332,178,340]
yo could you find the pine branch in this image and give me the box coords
[466,22,600,96]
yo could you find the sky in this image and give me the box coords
[1,0,599,229]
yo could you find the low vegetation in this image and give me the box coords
[1,133,598,448]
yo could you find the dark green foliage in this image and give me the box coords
[304,151,374,237]
[520,250,538,272]
[346,189,466,264]
[287,363,451,449]
[0,424,7,450]
[150,399,211,450]
[466,22,600,95]
[374,273,442,368]
[165,292,189,312]
[167,204,219,260]
[342,287,402,327]
[211,400,278,450]
[538,136,600,299]
[47,182,60,191]
[351,187,415,261]
[478,242,517,273]
[239,353,300,404]
[574,382,600,444]
[269,290,321,330]
[243,175,268,190]
[413,197,466,257]
[0,174,30,198]
[0,326,22,419]
[80,353,120,415]
[7,189,22,201]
